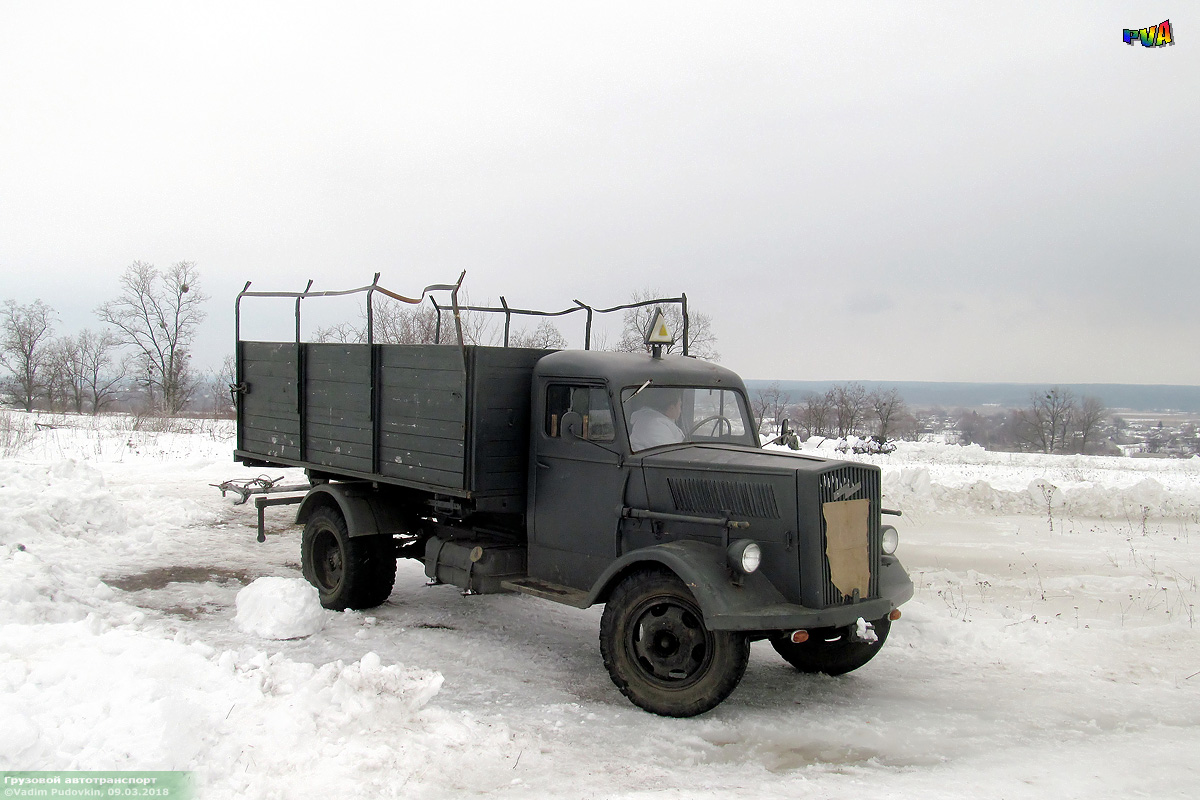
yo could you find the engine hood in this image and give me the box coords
[635,443,836,477]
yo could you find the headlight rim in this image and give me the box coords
[727,538,762,574]
[881,524,899,555]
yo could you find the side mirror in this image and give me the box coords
[560,411,584,440]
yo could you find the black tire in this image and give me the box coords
[770,615,892,676]
[301,506,396,610]
[600,570,749,717]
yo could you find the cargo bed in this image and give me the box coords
[235,341,550,511]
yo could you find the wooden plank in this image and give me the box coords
[242,360,298,380]
[242,341,298,360]
[305,420,373,446]
[380,393,465,423]
[379,460,464,489]
[306,343,370,365]
[379,344,465,371]
[240,431,300,455]
[304,412,369,431]
[305,359,371,383]
[378,442,464,473]
[243,374,296,394]
[306,384,371,415]
[379,365,465,392]
[242,398,300,419]
[380,428,464,455]
[242,412,300,434]
[379,416,464,441]
[307,444,372,470]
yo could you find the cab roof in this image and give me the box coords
[532,350,748,394]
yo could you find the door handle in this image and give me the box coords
[536,460,551,469]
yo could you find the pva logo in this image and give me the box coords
[1124,19,1174,47]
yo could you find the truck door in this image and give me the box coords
[529,382,629,590]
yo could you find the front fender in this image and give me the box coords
[879,554,914,606]
[295,484,408,538]
[586,541,914,633]
[585,540,791,626]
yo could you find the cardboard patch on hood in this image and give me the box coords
[822,499,871,598]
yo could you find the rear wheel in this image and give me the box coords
[600,570,749,717]
[301,506,396,610]
[770,615,891,676]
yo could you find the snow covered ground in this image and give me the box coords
[2,411,1198,799]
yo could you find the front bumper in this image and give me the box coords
[704,555,915,632]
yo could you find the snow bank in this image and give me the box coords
[234,577,327,639]
[0,617,446,791]
[789,438,1200,518]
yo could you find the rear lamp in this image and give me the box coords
[727,539,762,574]
[881,525,899,555]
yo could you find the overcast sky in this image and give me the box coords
[1,2,1194,384]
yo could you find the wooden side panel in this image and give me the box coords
[469,347,547,498]
[239,341,300,461]
[377,345,468,489]
[304,344,372,473]
[236,340,545,504]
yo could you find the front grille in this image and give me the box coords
[817,465,882,606]
[668,477,780,519]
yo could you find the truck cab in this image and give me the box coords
[509,349,913,715]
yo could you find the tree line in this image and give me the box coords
[1,261,215,416]
[753,382,1112,455]
[2,271,716,418]
[312,286,719,359]
[3,264,1116,456]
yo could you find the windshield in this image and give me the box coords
[622,385,756,452]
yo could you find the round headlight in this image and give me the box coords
[727,539,762,574]
[881,525,899,555]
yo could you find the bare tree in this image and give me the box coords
[1074,396,1108,454]
[869,386,908,441]
[79,329,125,414]
[374,301,439,344]
[46,334,86,413]
[797,390,834,438]
[310,322,366,344]
[832,382,869,438]
[96,261,208,414]
[752,381,792,436]
[0,299,57,412]
[615,288,718,360]
[509,318,569,349]
[202,355,237,417]
[1015,387,1076,453]
[314,298,496,346]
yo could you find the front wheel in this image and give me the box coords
[301,506,396,610]
[770,615,892,676]
[600,570,749,717]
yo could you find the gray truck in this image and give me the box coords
[231,275,914,717]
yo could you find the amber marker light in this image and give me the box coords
[889,609,902,621]
[789,630,809,644]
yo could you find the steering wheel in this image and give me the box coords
[687,415,734,438]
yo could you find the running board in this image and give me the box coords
[501,578,591,609]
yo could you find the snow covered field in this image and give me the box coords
[2,411,1198,799]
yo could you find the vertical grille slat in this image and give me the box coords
[817,466,882,606]
[667,478,779,519]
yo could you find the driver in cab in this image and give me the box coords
[629,389,684,451]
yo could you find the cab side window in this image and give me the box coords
[545,384,615,442]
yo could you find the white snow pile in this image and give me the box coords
[234,577,327,639]
[0,617,447,787]
[794,437,1200,518]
